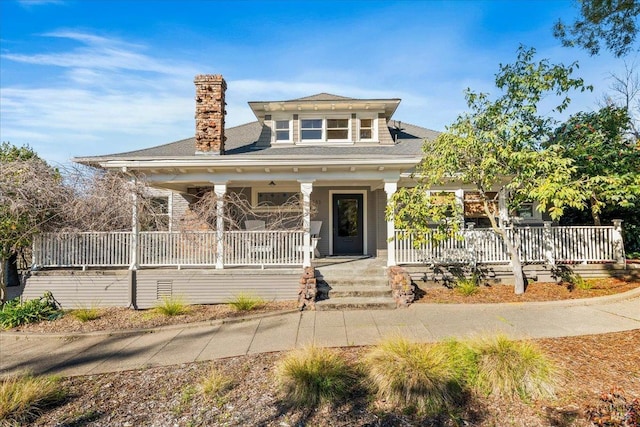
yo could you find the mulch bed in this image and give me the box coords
[24,330,640,426]
[415,277,639,304]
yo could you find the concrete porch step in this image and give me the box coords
[316,276,389,286]
[326,285,391,298]
[315,296,396,310]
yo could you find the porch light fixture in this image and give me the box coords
[268,181,276,186]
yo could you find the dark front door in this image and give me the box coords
[332,193,364,255]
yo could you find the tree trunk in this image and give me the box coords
[591,208,602,226]
[590,196,602,226]
[483,196,526,294]
[502,232,526,294]
[0,256,7,304]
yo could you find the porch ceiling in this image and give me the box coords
[139,163,413,193]
[97,156,422,193]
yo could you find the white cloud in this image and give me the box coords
[18,0,64,4]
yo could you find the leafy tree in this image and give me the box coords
[548,105,640,226]
[389,47,591,294]
[554,0,640,57]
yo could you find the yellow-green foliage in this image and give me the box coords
[200,366,234,399]
[455,275,480,296]
[0,374,66,425]
[275,346,353,407]
[70,307,101,322]
[466,334,558,401]
[153,296,189,316]
[227,293,265,311]
[364,337,460,415]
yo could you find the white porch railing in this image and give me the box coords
[395,224,623,265]
[33,232,133,268]
[33,230,305,269]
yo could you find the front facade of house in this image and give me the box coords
[73,75,545,269]
[22,75,624,308]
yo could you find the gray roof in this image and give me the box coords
[74,119,440,162]
[286,93,355,102]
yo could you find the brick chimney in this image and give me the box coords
[194,74,226,155]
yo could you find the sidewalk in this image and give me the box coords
[1,290,639,378]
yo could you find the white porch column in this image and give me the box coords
[384,181,398,267]
[299,181,314,268]
[612,219,625,266]
[130,184,139,271]
[214,183,227,269]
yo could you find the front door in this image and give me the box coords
[332,193,364,255]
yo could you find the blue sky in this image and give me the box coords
[0,0,628,165]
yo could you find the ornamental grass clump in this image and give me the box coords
[0,374,66,425]
[153,296,189,317]
[275,346,354,407]
[200,366,234,399]
[455,275,480,296]
[364,337,461,416]
[70,307,101,322]
[227,293,265,311]
[468,334,558,401]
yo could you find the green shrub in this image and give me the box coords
[227,293,265,311]
[70,307,101,322]
[0,292,62,329]
[153,296,189,317]
[455,275,480,296]
[467,334,557,401]
[275,346,354,407]
[0,374,66,425]
[364,337,460,415]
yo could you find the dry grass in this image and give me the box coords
[0,374,66,426]
[363,337,460,415]
[467,334,558,401]
[199,366,234,399]
[275,346,354,407]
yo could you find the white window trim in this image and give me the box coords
[298,115,353,144]
[251,186,302,212]
[272,118,293,144]
[357,116,377,142]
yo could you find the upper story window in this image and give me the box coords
[275,120,291,142]
[327,119,349,139]
[359,118,373,140]
[301,119,323,140]
[300,117,350,142]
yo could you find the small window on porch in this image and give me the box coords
[254,191,301,211]
[144,196,170,231]
[464,192,498,219]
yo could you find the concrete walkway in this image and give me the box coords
[1,289,639,378]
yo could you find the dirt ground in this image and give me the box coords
[22,330,640,426]
[6,277,640,426]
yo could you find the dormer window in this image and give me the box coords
[301,119,323,140]
[300,116,351,143]
[275,120,291,142]
[359,118,373,140]
[327,119,349,140]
